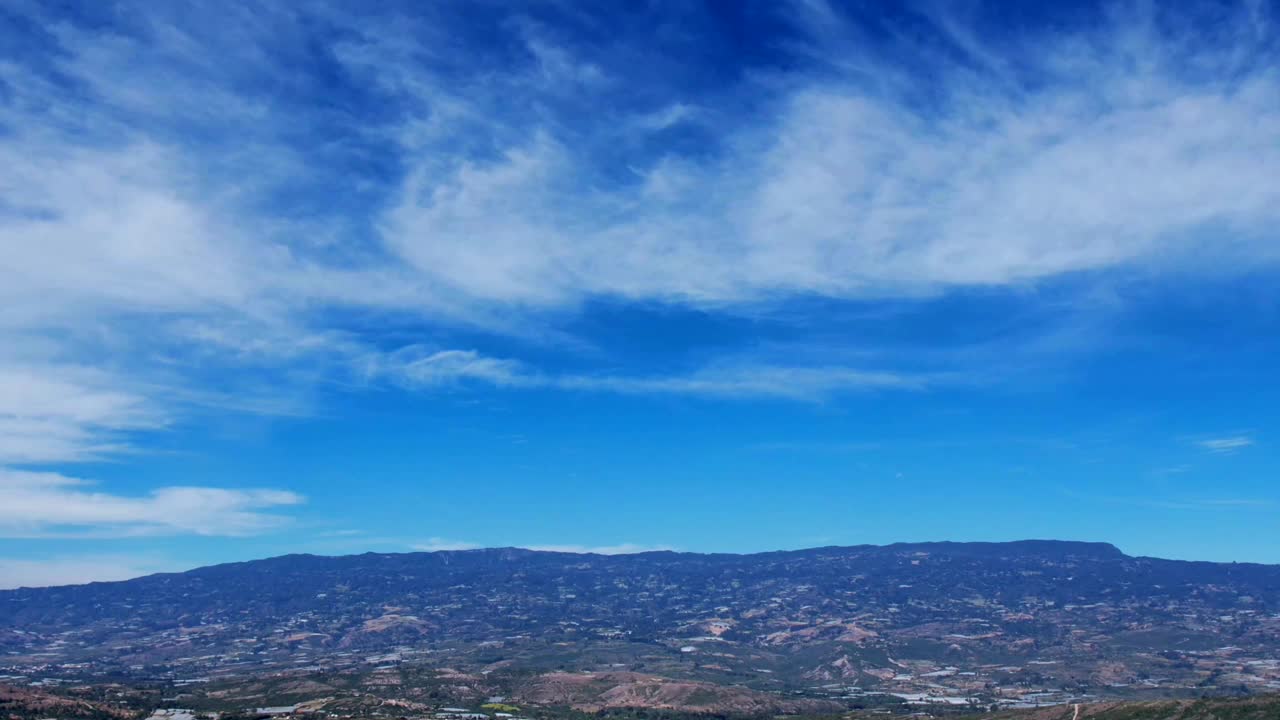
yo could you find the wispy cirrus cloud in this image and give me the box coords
[1063,487,1275,513]
[0,0,1277,468]
[0,365,162,464]
[1148,498,1274,511]
[374,347,925,400]
[1196,436,1255,454]
[373,348,529,389]
[378,3,1280,306]
[554,364,924,398]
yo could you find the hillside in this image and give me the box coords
[1,541,1278,711]
[0,683,147,720]
[977,694,1280,720]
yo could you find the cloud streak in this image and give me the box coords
[518,543,675,555]
[1197,436,1256,454]
[0,554,181,590]
[375,347,925,400]
[0,365,163,464]
[411,538,484,552]
[0,470,304,538]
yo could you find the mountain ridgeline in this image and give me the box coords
[2,541,1273,627]
[3,541,1279,711]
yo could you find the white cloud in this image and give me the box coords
[0,470,304,537]
[0,365,163,464]
[376,348,530,388]
[519,543,675,555]
[553,364,923,399]
[411,538,484,552]
[1197,436,1255,454]
[377,348,923,399]
[0,1,1275,469]
[379,11,1280,306]
[0,554,179,589]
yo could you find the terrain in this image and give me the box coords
[2,683,1278,720]
[1,541,1278,717]
[978,694,1280,720]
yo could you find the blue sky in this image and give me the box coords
[1,0,1279,587]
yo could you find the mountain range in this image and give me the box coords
[2,541,1278,715]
